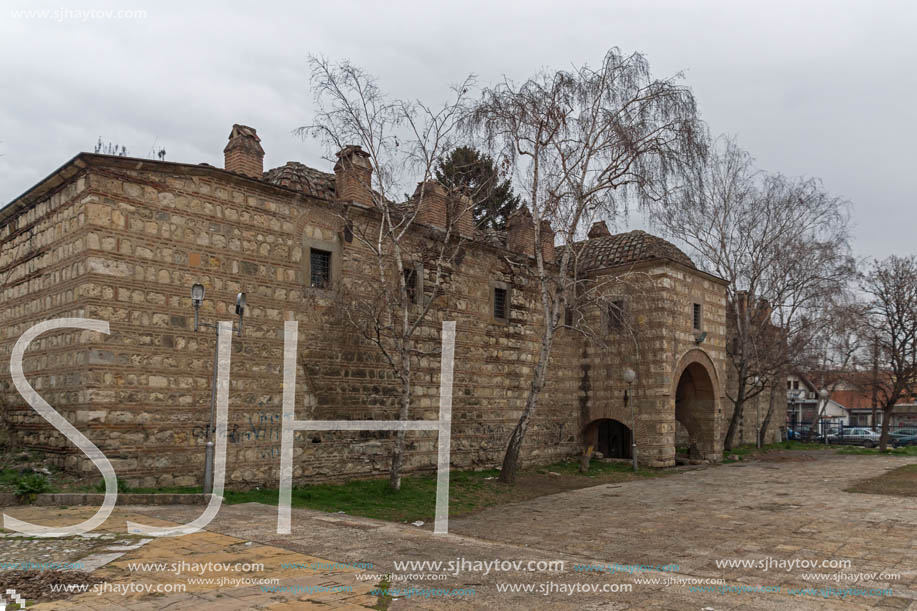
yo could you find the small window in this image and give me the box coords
[692,302,702,331]
[493,287,508,320]
[608,300,625,332]
[793,380,799,390]
[404,267,417,304]
[787,380,792,390]
[310,249,332,288]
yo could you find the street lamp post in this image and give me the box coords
[191,283,246,494]
[788,392,799,440]
[819,388,829,446]
[623,367,637,472]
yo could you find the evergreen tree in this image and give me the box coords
[434,146,520,231]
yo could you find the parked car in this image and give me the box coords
[890,428,917,440]
[826,427,882,447]
[893,434,917,448]
[787,426,816,440]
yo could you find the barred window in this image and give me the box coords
[693,302,703,330]
[404,267,417,303]
[608,300,625,332]
[310,249,332,288]
[494,287,508,320]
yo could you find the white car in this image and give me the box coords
[826,427,882,447]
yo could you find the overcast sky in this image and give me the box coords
[2,0,914,260]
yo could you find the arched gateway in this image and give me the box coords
[672,349,721,462]
[583,418,632,459]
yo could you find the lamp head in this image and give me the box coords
[235,292,246,316]
[623,367,637,385]
[819,388,829,400]
[191,283,205,307]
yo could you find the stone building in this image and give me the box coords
[0,125,783,488]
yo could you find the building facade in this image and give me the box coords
[0,125,780,488]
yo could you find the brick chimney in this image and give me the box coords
[413,181,448,227]
[507,209,555,262]
[506,208,535,257]
[735,290,749,321]
[413,182,475,237]
[587,221,611,239]
[540,220,556,263]
[334,146,373,206]
[453,193,475,237]
[223,124,264,178]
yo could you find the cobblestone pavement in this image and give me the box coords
[0,508,380,609]
[2,452,915,609]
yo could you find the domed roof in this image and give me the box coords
[568,229,695,271]
[263,162,336,200]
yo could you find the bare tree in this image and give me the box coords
[792,291,867,440]
[471,48,704,483]
[861,256,917,451]
[650,135,853,450]
[300,57,477,490]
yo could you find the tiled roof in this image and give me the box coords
[258,165,692,270]
[564,230,695,271]
[262,162,336,200]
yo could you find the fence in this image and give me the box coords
[783,421,917,446]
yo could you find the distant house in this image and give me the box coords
[787,371,917,429]
[786,373,846,429]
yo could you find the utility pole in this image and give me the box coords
[871,334,879,431]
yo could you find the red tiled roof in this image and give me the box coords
[829,390,875,411]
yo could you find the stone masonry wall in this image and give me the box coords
[0,160,581,488]
[576,262,729,467]
[0,174,94,471]
[0,155,743,486]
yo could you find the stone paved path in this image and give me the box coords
[2,452,915,609]
[0,507,379,609]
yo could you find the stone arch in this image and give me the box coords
[583,418,632,459]
[672,349,720,461]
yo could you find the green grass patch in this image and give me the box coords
[835,445,917,456]
[57,461,664,523]
[845,464,917,497]
[723,441,831,462]
[210,460,666,523]
[13,472,51,503]
[372,575,393,610]
[94,477,132,493]
[220,469,507,522]
[0,468,20,487]
[128,485,202,494]
[1,468,54,497]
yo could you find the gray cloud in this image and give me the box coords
[2,0,914,259]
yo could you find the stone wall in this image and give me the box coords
[0,174,93,472]
[0,158,581,487]
[0,153,743,487]
[576,261,729,467]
